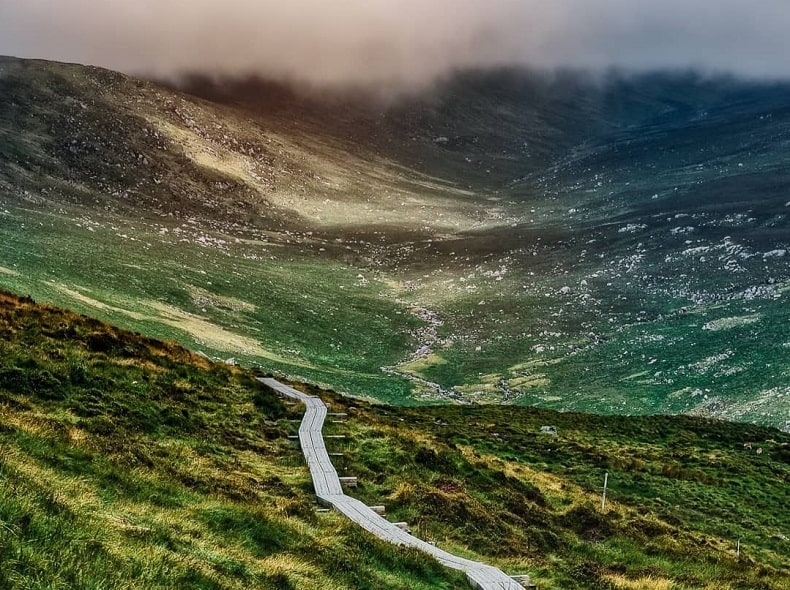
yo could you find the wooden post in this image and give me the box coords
[601,472,609,511]
[737,538,741,558]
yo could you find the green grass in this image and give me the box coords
[313,388,789,589]
[0,203,420,402]
[1,291,788,589]
[0,291,467,589]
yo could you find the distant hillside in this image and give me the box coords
[178,69,790,200]
[0,291,787,589]
[1,56,789,430]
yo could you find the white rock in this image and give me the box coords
[763,249,787,259]
[618,223,647,234]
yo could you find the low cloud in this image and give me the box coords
[2,1,789,88]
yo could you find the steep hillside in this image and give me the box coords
[1,57,789,429]
[0,292,787,589]
[0,290,467,589]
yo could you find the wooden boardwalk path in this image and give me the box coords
[260,378,528,590]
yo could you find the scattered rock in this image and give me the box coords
[618,223,647,234]
[763,249,787,259]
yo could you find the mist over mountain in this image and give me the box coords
[3,1,790,90]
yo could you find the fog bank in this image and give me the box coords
[2,1,789,88]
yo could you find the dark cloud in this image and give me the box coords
[2,1,789,88]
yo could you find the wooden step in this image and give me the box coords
[338,477,358,487]
[510,575,536,588]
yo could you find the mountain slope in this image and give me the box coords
[1,57,788,429]
[0,290,465,589]
[0,291,787,589]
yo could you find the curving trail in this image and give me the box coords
[260,378,527,590]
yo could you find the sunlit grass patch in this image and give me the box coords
[603,574,676,589]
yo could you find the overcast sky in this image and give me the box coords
[2,1,790,88]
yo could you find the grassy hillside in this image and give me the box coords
[1,291,787,589]
[1,57,789,430]
[0,291,465,589]
[332,399,789,588]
